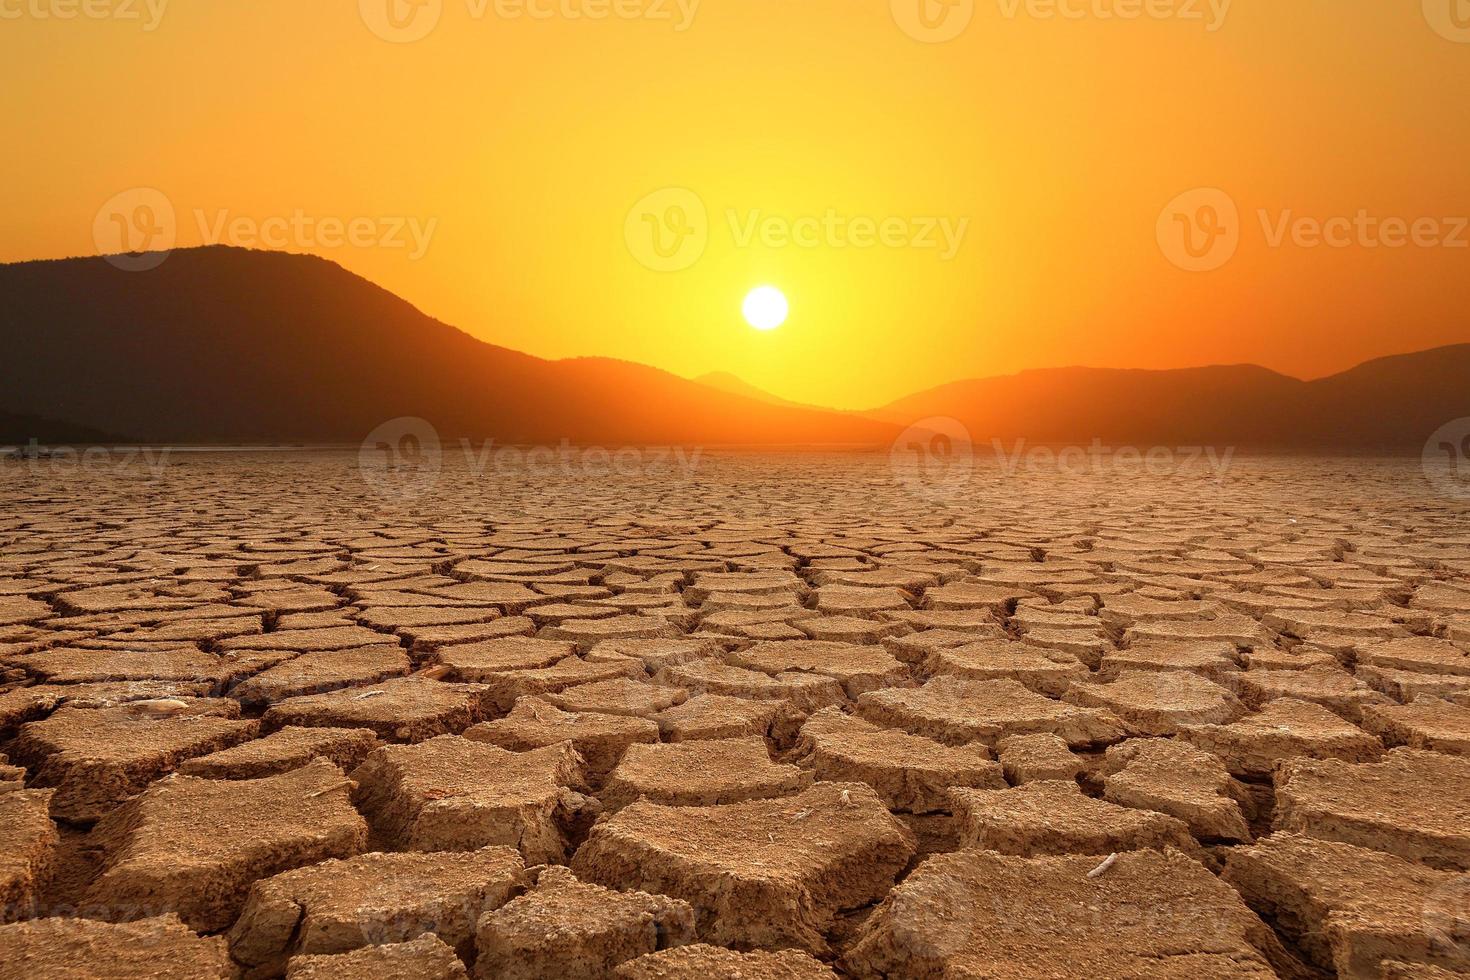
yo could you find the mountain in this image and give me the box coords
[3,246,1464,449]
[694,372,831,412]
[869,348,1470,449]
[0,248,902,446]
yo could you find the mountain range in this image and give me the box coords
[2,247,1465,449]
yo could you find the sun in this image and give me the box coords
[742,286,788,331]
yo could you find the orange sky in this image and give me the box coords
[5,0,1470,409]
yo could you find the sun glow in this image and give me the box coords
[742,286,788,331]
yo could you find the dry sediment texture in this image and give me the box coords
[464,698,659,777]
[996,732,1084,784]
[1361,698,1470,756]
[2,451,1469,974]
[83,759,368,932]
[1223,834,1470,978]
[474,866,696,979]
[286,935,469,980]
[1274,748,1470,870]
[228,846,526,975]
[0,789,58,923]
[571,781,916,954]
[857,676,1126,748]
[601,736,811,810]
[1101,738,1254,842]
[351,736,588,861]
[177,725,382,780]
[11,701,259,822]
[0,914,236,978]
[841,848,1284,978]
[949,780,1203,857]
[263,677,493,743]
[612,944,839,978]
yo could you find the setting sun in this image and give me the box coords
[742,286,788,332]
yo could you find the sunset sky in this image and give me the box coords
[5,0,1470,409]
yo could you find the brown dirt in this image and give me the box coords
[228,846,526,975]
[611,943,838,978]
[82,759,368,932]
[950,780,1202,857]
[1178,697,1386,779]
[1361,698,1470,756]
[1102,738,1254,841]
[601,736,810,810]
[464,697,659,777]
[1223,833,1470,978]
[0,914,236,978]
[11,702,259,822]
[286,934,469,979]
[1274,748,1470,870]
[350,737,587,861]
[857,676,1126,748]
[4,452,1468,975]
[841,848,1283,978]
[475,866,695,979]
[571,782,915,954]
[177,726,382,780]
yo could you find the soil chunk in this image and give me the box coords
[842,848,1281,978]
[0,914,235,978]
[602,736,810,810]
[84,759,368,931]
[1274,748,1470,870]
[229,846,526,975]
[950,780,1201,857]
[474,866,696,979]
[857,676,1125,748]
[1178,697,1385,778]
[351,736,587,862]
[571,782,915,954]
[286,935,468,980]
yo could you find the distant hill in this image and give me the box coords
[3,246,1464,449]
[0,248,902,446]
[869,348,1470,449]
[695,372,831,412]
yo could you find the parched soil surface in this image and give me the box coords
[1,450,1469,977]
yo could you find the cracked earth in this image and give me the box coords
[1,450,1469,978]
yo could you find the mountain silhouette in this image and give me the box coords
[2,246,1465,449]
[870,349,1470,449]
[0,248,901,446]
[694,372,832,412]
